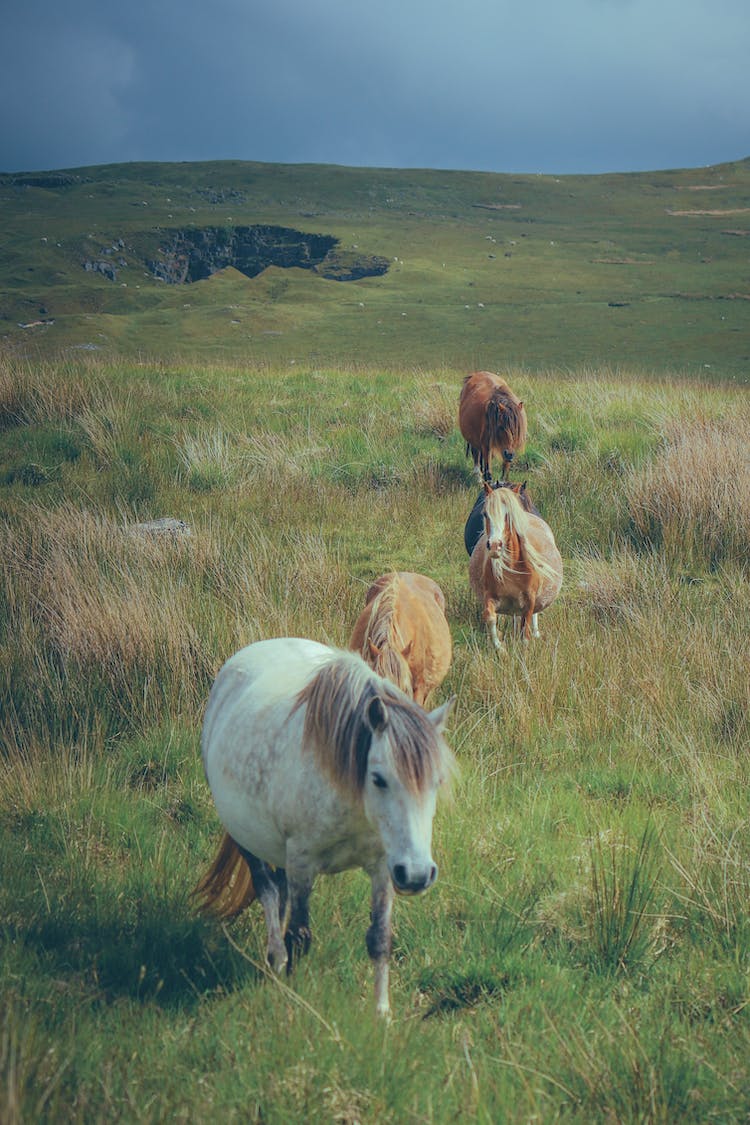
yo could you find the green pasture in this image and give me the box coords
[1,354,749,1122]
[1,157,749,377]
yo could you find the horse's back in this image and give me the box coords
[398,571,447,613]
[459,371,495,439]
[397,575,452,697]
[202,637,335,864]
[204,638,330,738]
[351,572,451,704]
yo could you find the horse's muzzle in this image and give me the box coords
[392,862,438,896]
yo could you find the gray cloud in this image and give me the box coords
[1,0,748,173]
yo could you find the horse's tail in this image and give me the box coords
[191,832,256,918]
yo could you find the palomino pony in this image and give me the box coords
[459,371,527,482]
[463,481,539,557]
[349,572,452,707]
[193,637,455,1017]
[469,483,562,651]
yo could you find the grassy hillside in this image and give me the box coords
[1,158,749,378]
[1,354,749,1121]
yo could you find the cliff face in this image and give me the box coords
[143,225,389,283]
[147,225,337,282]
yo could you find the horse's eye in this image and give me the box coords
[372,773,388,790]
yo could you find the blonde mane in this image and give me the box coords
[356,576,414,697]
[484,486,561,583]
[295,652,451,800]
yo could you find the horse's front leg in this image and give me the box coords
[531,612,540,639]
[284,862,314,972]
[483,601,505,653]
[366,860,395,1018]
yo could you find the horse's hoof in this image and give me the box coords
[285,926,312,967]
[267,945,288,975]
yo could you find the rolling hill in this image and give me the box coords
[1,156,749,378]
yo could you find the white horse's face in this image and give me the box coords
[362,699,452,896]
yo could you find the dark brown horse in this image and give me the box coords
[458,371,527,482]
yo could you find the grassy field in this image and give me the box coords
[1,157,749,378]
[1,352,749,1122]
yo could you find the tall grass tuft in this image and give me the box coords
[587,821,662,974]
[628,413,750,567]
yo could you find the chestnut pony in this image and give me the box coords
[459,371,527,482]
[469,482,562,651]
[349,572,452,707]
[463,481,539,557]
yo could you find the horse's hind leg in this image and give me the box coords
[469,444,485,482]
[531,612,540,639]
[366,860,395,1018]
[238,847,288,974]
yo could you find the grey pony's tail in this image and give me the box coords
[192,832,256,918]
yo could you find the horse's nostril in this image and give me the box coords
[393,864,407,888]
[429,863,438,886]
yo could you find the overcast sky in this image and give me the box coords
[1,0,748,176]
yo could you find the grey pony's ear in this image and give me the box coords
[428,695,456,733]
[366,694,389,733]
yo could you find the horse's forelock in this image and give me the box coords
[489,388,525,442]
[485,482,530,537]
[383,693,451,796]
[484,486,561,584]
[298,654,449,799]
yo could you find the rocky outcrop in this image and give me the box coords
[315,248,390,281]
[79,224,390,285]
[1,172,80,190]
[143,225,389,284]
[147,225,338,283]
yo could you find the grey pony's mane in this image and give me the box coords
[294,651,451,799]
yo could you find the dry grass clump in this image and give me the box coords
[668,818,750,953]
[628,414,750,565]
[408,382,456,440]
[0,355,103,429]
[574,547,675,626]
[1,504,215,726]
[173,426,329,491]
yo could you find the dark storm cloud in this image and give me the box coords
[1,0,748,174]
